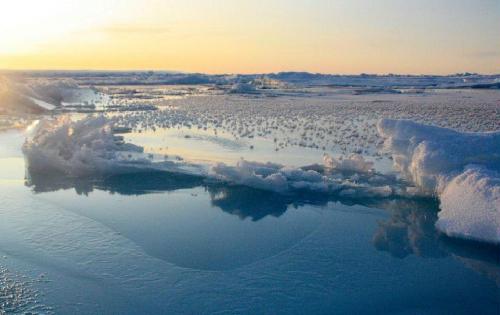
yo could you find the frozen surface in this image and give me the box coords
[1,72,500,313]
[22,93,500,244]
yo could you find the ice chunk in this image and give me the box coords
[23,116,150,177]
[378,119,500,194]
[378,119,500,244]
[210,159,398,197]
[323,153,374,173]
[211,159,336,193]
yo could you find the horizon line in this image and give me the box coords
[1,68,498,77]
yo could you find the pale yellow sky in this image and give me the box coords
[1,0,499,74]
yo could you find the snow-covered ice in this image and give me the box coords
[378,119,500,244]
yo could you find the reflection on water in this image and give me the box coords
[25,170,204,196]
[25,170,499,279]
[373,199,500,286]
[373,199,446,259]
[25,169,432,222]
[208,186,290,221]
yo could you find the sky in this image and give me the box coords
[0,0,499,74]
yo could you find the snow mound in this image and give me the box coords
[23,116,151,177]
[378,119,500,244]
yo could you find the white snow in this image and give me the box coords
[378,119,500,244]
[436,166,500,244]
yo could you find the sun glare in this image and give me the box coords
[0,0,120,54]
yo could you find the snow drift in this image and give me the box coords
[378,119,500,244]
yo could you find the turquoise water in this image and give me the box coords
[0,127,499,314]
